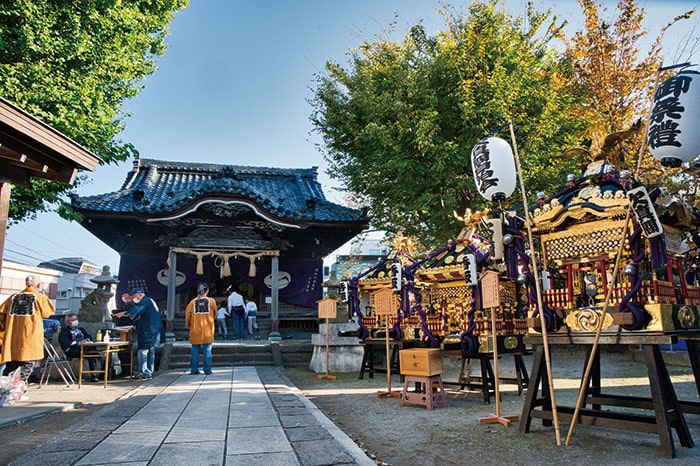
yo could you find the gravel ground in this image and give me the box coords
[1,346,698,466]
[284,346,700,466]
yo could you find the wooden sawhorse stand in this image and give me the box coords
[442,351,530,404]
[400,374,448,410]
[358,340,401,380]
[520,334,694,459]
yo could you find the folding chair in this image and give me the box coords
[40,338,76,387]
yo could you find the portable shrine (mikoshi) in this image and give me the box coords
[525,159,700,335]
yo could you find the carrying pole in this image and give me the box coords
[509,121,561,445]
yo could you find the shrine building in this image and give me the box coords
[71,157,369,337]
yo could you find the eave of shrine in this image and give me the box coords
[72,157,369,258]
[0,97,100,185]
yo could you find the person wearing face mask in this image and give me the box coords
[113,287,163,380]
[58,313,99,382]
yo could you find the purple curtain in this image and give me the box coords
[117,253,322,308]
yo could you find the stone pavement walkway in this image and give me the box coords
[8,366,374,466]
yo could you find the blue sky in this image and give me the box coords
[4,0,700,273]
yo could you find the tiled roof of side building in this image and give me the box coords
[72,157,367,223]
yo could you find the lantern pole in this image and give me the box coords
[508,120,562,445]
[565,62,665,445]
[477,274,519,427]
[377,311,400,397]
[317,298,337,380]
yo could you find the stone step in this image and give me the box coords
[169,316,273,341]
[167,342,274,368]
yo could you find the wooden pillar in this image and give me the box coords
[0,183,11,277]
[166,249,177,332]
[269,254,281,340]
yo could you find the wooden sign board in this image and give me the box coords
[481,270,501,309]
[373,288,395,316]
[317,297,337,319]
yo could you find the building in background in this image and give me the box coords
[328,235,389,281]
[38,257,103,314]
[0,260,61,305]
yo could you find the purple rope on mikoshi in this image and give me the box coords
[646,187,668,269]
[505,216,525,280]
[619,224,645,330]
[550,178,581,201]
[348,258,389,340]
[390,285,405,341]
[461,280,480,355]
[399,242,455,346]
[460,241,487,354]
[405,268,439,347]
[649,236,668,269]
[409,291,438,347]
[391,303,404,341]
[348,278,360,319]
[510,215,556,331]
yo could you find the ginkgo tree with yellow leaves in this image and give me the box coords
[560,0,696,190]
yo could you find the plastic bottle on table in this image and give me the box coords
[103,330,110,342]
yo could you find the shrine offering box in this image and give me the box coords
[400,348,443,376]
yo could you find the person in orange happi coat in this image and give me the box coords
[0,275,56,383]
[185,282,218,375]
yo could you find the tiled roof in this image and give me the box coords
[38,257,92,274]
[72,158,367,223]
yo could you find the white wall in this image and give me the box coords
[0,260,62,306]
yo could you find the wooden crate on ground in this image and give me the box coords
[399,348,443,376]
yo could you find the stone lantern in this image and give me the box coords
[79,265,118,336]
[323,271,347,324]
[309,271,364,373]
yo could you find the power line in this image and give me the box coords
[12,224,88,258]
[7,225,118,267]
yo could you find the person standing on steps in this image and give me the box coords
[227,286,246,340]
[216,300,229,340]
[245,296,258,336]
[186,283,217,375]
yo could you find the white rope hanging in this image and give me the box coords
[168,247,280,278]
[236,251,266,277]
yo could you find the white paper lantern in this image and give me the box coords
[648,70,700,167]
[471,136,517,201]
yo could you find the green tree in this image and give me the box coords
[0,0,188,222]
[310,1,586,250]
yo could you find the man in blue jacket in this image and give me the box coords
[114,287,163,380]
